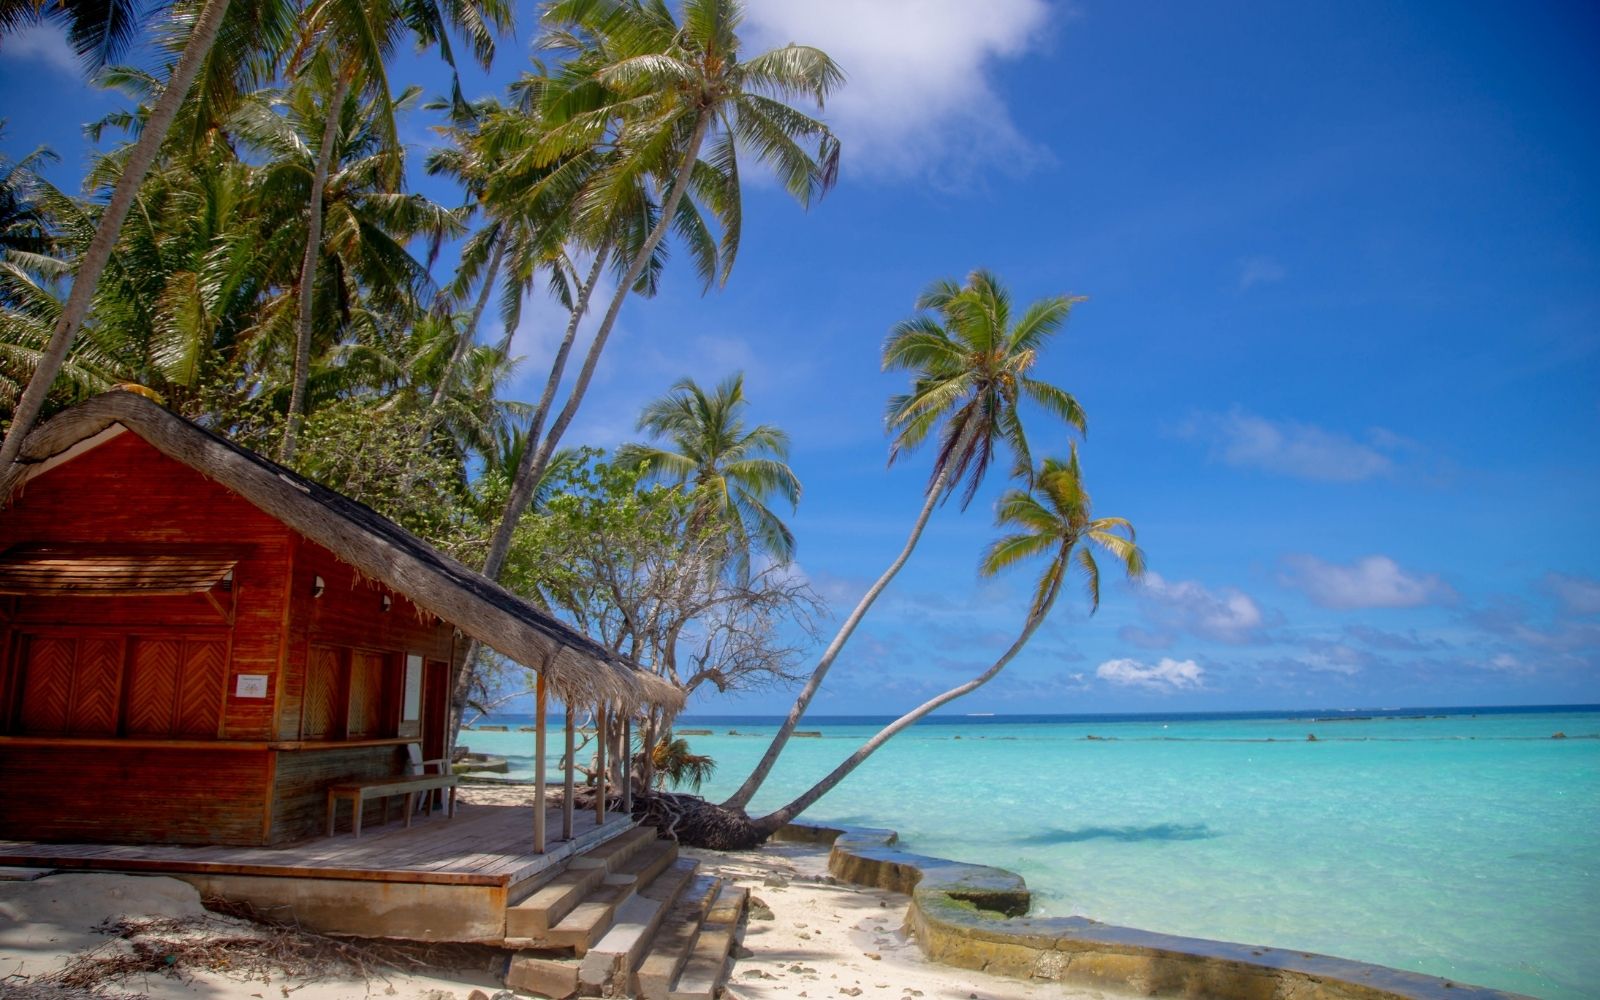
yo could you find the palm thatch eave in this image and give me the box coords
[0,391,684,713]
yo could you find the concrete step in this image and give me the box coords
[506,863,610,939]
[544,874,637,955]
[617,836,680,888]
[668,883,748,1000]
[577,858,699,992]
[568,824,657,874]
[632,873,724,1000]
[505,950,582,999]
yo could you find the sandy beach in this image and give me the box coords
[1,785,1133,1000]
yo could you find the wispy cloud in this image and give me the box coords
[1262,639,1373,676]
[1178,408,1411,482]
[1238,255,1286,290]
[2,23,81,76]
[1134,572,1268,644]
[1542,572,1600,616]
[1096,657,1205,692]
[1342,623,1448,652]
[742,0,1057,183]
[1280,554,1455,610]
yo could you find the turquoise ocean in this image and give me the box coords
[461,706,1600,999]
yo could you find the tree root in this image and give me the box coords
[572,786,770,850]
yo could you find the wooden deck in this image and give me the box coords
[0,802,630,890]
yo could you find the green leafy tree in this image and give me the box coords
[0,0,295,466]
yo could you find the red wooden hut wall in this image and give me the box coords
[0,430,459,846]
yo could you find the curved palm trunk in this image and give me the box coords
[750,565,1064,834]
[445,240,611,745]
[721,422,980,811]
[450,113,713,748]
[428,229,505,413]
[0,0,234,471]
[482,110,713,580]
[278,71,352,465]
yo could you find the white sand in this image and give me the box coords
[1,786,1136,999]
[685,840,1133,1000]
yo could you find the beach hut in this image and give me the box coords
[0,391,682,851]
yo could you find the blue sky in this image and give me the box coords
[3,1,1597,714]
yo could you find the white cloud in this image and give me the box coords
[1543,572,1600,616]
[1238,255,1286,290]
[1280,554,1454,610]
[1096,657,1205,692]
[1486,653,1531,674]
[2,22,81,76]
[742,0,1056,182]
[1179,408,1406,482]
[1136,572,1266,644]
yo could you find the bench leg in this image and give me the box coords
[448,786,457,818]
[403,791,415,828]
[352,798,363,838]
[327,791,337,838]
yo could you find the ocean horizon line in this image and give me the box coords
[477,702,1600,725]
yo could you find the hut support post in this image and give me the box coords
[595,703,607,825]
[562,704,575,839]
[533,670,547,853]
[622,714,632,814]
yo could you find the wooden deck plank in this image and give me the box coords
[0,804,610,888]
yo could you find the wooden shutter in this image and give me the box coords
[175,639,225,738]
[303,645,343,739]
[126,638,182,736]
[71,637,123,735]
[17,636,74,734]
[14,634,123,736]
[347,651,387,737]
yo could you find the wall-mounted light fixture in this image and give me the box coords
[311,575,326,598]
[381,594,393,612]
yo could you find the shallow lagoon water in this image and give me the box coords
[464,708,1600,999]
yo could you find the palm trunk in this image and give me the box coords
[445,244,609,743]
[750,563,1065,834]
[482,109,713,581]
[721,422,979,811]
[279,71,351,465]
[429,228,505,413]
[0,0,234,471]
[451,111,712,749]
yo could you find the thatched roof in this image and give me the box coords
[0,392,683,713]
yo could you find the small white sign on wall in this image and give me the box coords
[235,674,269,699]
[403,654,423,722]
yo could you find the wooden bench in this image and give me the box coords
[326,746,458,837]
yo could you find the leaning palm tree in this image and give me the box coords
[0,0,295,467]
[747,450,1144,834]
[618,373,800,570]
[475,0,843,586]
[722,268,1088,811]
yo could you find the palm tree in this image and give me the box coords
[747,450,1144,834]
[0,0,295,467]
[229,81,462,425]
[275,0,513,462]
[475,0,843,585]
[722,269,1088,811]
[618,373,800,569]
